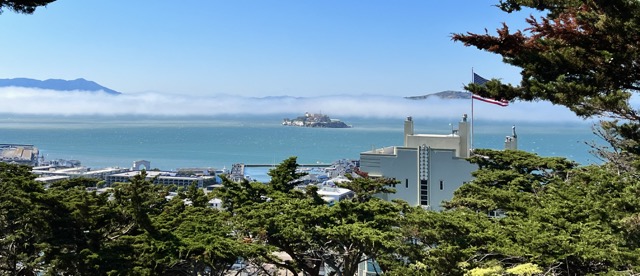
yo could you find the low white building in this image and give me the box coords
[35,175,71,184]
[32,166,130,183]
[106,170,217,187]
[317,186,355,205]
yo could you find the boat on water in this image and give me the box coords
[282,112,351,128]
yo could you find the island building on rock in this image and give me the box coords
[283,112,351,128]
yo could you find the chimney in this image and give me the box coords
[404,116,414,146]
[458,114,470,158]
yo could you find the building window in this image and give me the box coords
[439,180,443,190]
[405,179,408,188]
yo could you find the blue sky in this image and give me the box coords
[0,0,536,97]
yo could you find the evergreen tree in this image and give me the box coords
[218,157,403,276]
[42,177,124,275]
[453,0,640,119]
[0,0,55,14]
[431,150,640,274]
[0,163,48,275]
[215,175,269,213]
[268,156,307,193]
[452,0,640,167]
[184,182,208,208]
[109,170,180,275]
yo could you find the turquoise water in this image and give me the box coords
[0,115,600,171]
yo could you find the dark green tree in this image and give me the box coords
[452,0,640,168]
[215,175,268,213]
[431,149,640,275]
[240,194,328,275]
[445,149,576,214]
[183,182,208,208]
[171,206,257,276]
[237,178,403,276]
[449,4,640,272]
[0,0,55,14]
[383,207,497,276]
[268,156,307,193]
[453,0,640,119]
[217,157,404,276]
[318,195,402,276]
[109,170,180,275]
[41,177,135,275]
[0,163,49,275]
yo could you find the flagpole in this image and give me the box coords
[471,67,474,152]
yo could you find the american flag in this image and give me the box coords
[471,73,508,107]
[473,73,489,85]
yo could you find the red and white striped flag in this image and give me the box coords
[472,94,509,107]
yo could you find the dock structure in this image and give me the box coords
[0,144,40,166]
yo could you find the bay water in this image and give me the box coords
[0,115,601,177]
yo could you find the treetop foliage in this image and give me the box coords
[454,0,640,175]
[7,0,640,274]
[4,149,640,274]
[439,149,640,274]
[0,0,55,14]
[267,156,307,193]
[454,0,640,120]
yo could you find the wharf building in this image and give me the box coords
[106,171,216,187]
[33,166,131,184]
[0,144,40,166]
[359,115,517,210]
[32,159,130,184]
[106,160,217,187]
[32,159,218,188]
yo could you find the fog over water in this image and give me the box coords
[0,87,605,170]
[0,87,588,122]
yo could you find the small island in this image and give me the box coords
[283,112,351,128]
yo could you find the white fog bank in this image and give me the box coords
[0,87,587,122]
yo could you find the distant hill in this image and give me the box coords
[405,90,470,100]
[0,78,121,95]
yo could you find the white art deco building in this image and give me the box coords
[360,114,516,210]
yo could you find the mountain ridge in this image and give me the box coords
[0,78,121,95]
[405,90,470,100]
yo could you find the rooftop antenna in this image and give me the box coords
[504,125,518,150]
